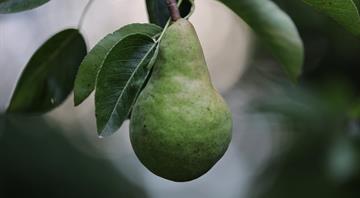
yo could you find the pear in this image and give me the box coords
[130,19,232,182]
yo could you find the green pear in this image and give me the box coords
[130,19,232,182]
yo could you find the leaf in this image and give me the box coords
[74,23,162,106]
[303,0,360,36]
[218,0,304,81]
[95,34,156,137]
[7,29,87,114]
[146,0,195,27]
[0,0,49,13]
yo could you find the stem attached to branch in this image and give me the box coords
[166,0,181,21]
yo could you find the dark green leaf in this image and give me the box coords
[218,0,304,81]
[146,0,195,27]
[7,29,87,114]
[0,0,49,13]
[249,86,359,198]
[74,23,162,106]
[0,115,148,198]
[95,34,156,137]
[303,0,360,36]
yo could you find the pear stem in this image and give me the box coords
[166,0,181,21]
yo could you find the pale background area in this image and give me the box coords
[0,0,273,197]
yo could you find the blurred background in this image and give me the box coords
[0,0,359,197]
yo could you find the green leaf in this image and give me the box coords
[146,0,195,27]
[303,0,360,36]
[218,0,304,81]
[0,0,49,13]
[74,23,162,106]
[7,29,87,114]
[95,34,156,137]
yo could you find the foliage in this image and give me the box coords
[74,23,162,105]
[3,0,359,135]
[218,0,304,81]
[0,115,148,198]
[7,29,86,114]
[304,0,360,36]
[95,34,156,136]
[248,85,360,198]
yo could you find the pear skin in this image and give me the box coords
[130,19,232,182]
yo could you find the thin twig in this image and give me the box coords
[78,0,95,30]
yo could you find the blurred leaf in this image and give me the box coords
[327,137,358,182]
[0,0,49,13]
[146,0,194,27]
[74,23,162,105]
[253,83,353,128]
[95,34,156,137]
[218,0,304,81]
[249,86,360,198]
[303,0,360,36]
[7,29,87,114]
[0,115,148,198]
